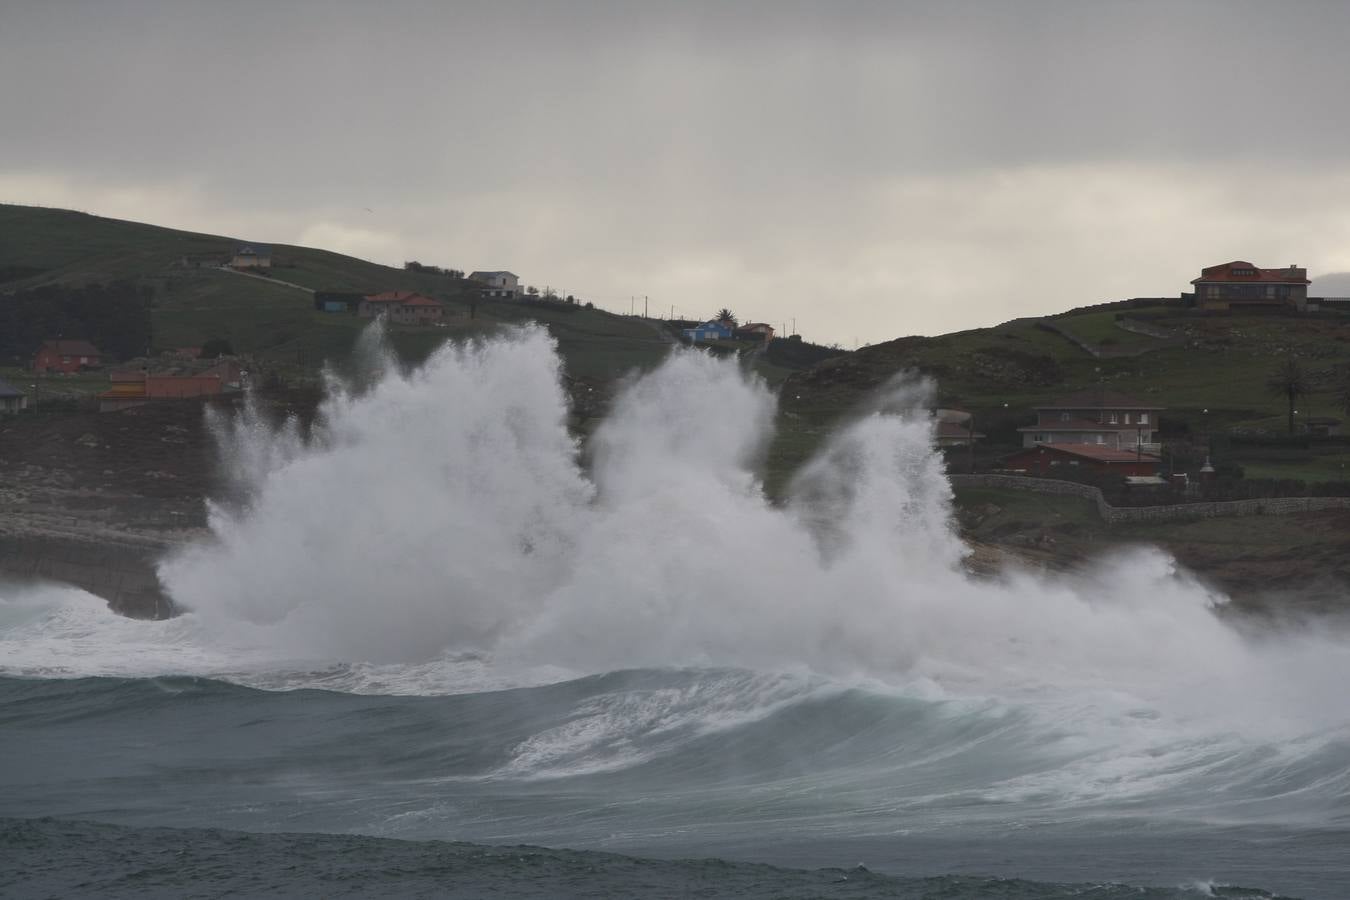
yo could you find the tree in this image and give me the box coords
[715,308,737,326]
[1266,356,1310,435]
[1335,369,1350,420]
[200,338,235,359]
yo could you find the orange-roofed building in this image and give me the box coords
[358,291,445,325]
[1190,261,1310,311]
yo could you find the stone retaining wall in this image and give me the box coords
[950,474,1350,524]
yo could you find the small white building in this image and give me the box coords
[468,271,520,299]
[232,244,273,268]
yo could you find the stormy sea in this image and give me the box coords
[3,325,1347,899]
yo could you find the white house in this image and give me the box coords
[468,271,520,299]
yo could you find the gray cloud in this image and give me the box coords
[4,1,1350,342]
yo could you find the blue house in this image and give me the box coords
[682,320,734,343]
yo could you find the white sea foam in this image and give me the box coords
[3,323,1349,816]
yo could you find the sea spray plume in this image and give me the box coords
[788,373,964,570]
[501,359,958,675]
[160,326,1350,736]
[161,324,592,662]
[205,391,305,502]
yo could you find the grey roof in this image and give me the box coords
[468,270,518,278]
[236,243,273,255]
[0,377,25,398]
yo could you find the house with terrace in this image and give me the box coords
[1188,261,1309,311]
[1018,390,1162,453]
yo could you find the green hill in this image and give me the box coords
[0,204,672,381]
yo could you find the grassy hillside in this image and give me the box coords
[0,204,673,382]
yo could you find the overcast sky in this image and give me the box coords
[4,0,1350,345]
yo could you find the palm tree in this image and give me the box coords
[714,308,737,326]
[1266,356,1310,435]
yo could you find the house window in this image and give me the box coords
[1096,434,1105,444]
[1123,413,1131,423]
[1035,433,1047,443]
[1060,412,1070,421]
[1139,413,1149,425]
[1108,413,1118,424]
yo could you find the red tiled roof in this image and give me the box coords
[1018,418,1136,432]
[401,295,442,307]
[1190,261,1310,285]
[935,421,985,440]
[39,339,101,356]
[1036,390,1162,411]
[1035,443,1161,463]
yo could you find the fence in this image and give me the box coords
[949,473,1350,524]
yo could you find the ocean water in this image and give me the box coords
[2,324,1347,898]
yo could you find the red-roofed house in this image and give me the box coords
[1017,390,1163,452]
[1190,261,1310,311]
[33,340,102,373]
[1003,443,1161,477]
[358,291,445,325]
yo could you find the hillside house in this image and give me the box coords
[231,244,272,268]
[683,320,734,343]
[99,360,244,412]
[1017,390,1162,452]
[358,291,445,324]
[0,377,26,413]
[33,340,102,374]
[734,323,775,343]
[934,408,985,447]
[468,271,520,299]
[1189,261,1309,311]
[1003,443,1161,477]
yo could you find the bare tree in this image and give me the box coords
[1266,356,1310,435]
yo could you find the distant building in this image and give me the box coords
[0,377,26,414]
[314,291,365,314]
[1002,443,1161,478]
[682,320,734,342]
[1303,417,1343,437]
[1017,390,1162,452]
[232,244,273,268]
[733,323,775,344]
[358,291,445,325]
[33,340,102,374]
[1189,261,1309,311]
[933,408,984,447]
[99,360,244,413]
[468,271,520,299]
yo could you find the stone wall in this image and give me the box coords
[950,474,1350,524]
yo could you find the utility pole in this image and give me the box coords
[644,296,648,318]
[791,317,796,335]
[630,296,634,316]
[969,412,976,474]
